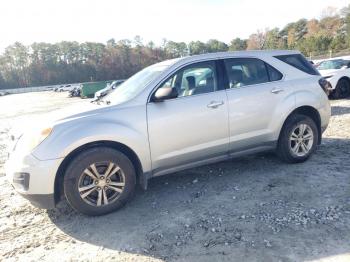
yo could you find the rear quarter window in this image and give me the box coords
[266,64,283,81]
[275,54,320,76]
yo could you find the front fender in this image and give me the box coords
[32,119,152,173]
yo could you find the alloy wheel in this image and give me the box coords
[78,161,125,207]
[289,123,314,157]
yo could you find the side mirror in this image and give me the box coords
[153,87,178,102]
[341,65,347,70]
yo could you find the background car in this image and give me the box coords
[93,80,125,100]
[55,84,81,92]
[317,58,350,99]
[0,90,10,96]
[68,85,82,97]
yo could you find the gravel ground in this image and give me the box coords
[0,92,350,261]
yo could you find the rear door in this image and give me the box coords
[223,57,292,152]
[147,60,230,175]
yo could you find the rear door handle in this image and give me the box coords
[207,101,224,109]
[271,87,284,94]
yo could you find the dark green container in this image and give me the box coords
[80,80,115,98]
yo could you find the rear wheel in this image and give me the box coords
[332,78,350,99]
[277,114,318,163]
[63,147,136,216]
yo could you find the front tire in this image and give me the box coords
[63,147,136,216]
[277,114,318,163]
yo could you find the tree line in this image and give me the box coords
[0,5,349,89]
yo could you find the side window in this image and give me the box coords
[224,58,269,88]
[158,61,217,98]
[266,63,283,81]
[275,54,320,75]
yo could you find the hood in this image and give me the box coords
[47,101,105,122]
[10,101,109,138]
[318,68,341,77]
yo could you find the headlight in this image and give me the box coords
[28,127,53,151]
[17,127,53,152]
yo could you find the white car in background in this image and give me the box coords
[317,59,350,99]
[94,80,125,100]
[55,84,81,92]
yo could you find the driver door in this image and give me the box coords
[147,61,230,175]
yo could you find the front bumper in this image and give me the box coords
[5,151,63,209]
[18,192,56,209]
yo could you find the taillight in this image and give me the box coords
[318,78,331,96]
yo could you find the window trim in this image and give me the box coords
[148,59,223,103]
[221,57,285,90]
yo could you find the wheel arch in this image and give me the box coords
[279,105,322,145]
[54,140,147,205]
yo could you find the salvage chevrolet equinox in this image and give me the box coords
[5,51,331,216]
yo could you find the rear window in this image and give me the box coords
[275,54,320,76]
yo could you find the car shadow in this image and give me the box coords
[331,106,350,116]
[48,137,350,261]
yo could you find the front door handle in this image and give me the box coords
[271,87,284,94]
[207,101,224,109]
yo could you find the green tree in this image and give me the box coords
[188,41,208,54]
[165,41,188,57]
[229,38,247,51]
[206,39,228,53]
[1,4,350,90]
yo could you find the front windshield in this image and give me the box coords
[318,60,346,70]
[104,64,169,104]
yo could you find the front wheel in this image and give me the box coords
[277,114,318,163]
[63,147,136,216]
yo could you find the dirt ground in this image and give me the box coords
[0,91,350,262]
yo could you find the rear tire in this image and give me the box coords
[63,147,136,216]
[277,114,318,163]
[332,78,350,99]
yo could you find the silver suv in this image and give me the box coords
[5,51,331,216]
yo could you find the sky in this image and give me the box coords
[0,0,349,53]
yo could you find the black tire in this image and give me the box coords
[277,114,318,163]
[332,78,350,99]
[63,147,136,216]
